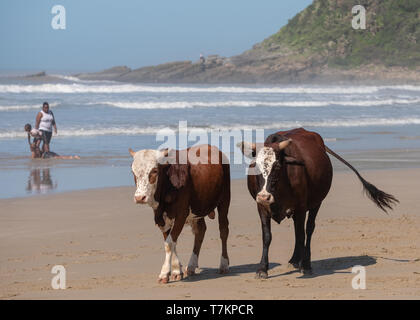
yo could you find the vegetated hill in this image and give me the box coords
[76,0,420,83]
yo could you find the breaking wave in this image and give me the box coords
[88,98,420,109]
[0,83,393,94]
[2,118,420,139]
[0,102,59,111]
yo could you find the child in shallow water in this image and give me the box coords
[24,123,42,158]
[24,123,80,160]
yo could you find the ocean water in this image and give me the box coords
[1,75,420,198]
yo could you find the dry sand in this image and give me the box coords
[0,169,419,300]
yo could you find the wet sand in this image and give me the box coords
[0,169,419,299]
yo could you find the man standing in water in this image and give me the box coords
[35,102,57,153]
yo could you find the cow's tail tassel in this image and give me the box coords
[325,146,399,213]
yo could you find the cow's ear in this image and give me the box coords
[237,141,256,158]
[156,148,173,165]
[129,148,136,157]
[167,164,189,189]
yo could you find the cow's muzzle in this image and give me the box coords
[134,195,148,204]
[256,192,274,206]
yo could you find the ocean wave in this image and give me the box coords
[2,98,417,112]
[88,98,420,109]
[0,83,392,94]
[211,118,420,130]
[50,74,118,84]
[2,118,420,139]
[389,85,420,92]
[0,127,169,139]
[0,102,59,111]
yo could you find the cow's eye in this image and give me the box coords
[149,168,158,184]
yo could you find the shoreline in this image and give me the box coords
[1,166,420,202]
[2,147,420,200]
[1,169,419,299]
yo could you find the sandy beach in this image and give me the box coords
[0,169,419,300]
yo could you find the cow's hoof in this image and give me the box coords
[255,270,268,279]
[288,262,300,270]
[288,259,301,269]
[171,273,183,281]
[158,276,169,284]
[186,267,196,276]
[218,267,229,274]
[302,268,313,275]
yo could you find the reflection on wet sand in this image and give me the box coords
[26,168,57,194]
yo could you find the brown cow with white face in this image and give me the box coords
[130,144,230,284]
[239,128,398,279]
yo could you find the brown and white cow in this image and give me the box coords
[238,128,398,279]
[129,144,230,284]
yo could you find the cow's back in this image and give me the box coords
[275,128,333,209]
[188,145,230,215]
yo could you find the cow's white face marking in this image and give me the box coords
[256,147,276,196]
[131,149,162,209]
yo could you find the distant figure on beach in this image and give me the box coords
[200,53,205,71]
[24,123,79,160]
[35,102,57,153]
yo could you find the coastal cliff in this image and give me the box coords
[75,0,420,83]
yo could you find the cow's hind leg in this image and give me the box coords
[301,204,321,275]
[186,218,207,276]
[288,211,305,271]
[217,197,230,274]
[256,205,271,279]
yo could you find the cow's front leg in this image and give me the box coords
[256,206,271,279]
[170,245,183,281]
[158,233,174,284]
[157,211,188,283]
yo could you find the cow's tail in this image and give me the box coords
[325,146,399,213]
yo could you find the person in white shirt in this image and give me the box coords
[35,102,57,153]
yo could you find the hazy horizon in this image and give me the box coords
[0,0,312,73]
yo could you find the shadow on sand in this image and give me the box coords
[183,262,281,283]
[270,255,377,279]
[183,255,378,282]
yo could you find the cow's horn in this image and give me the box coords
[129,148,136,157]
[278,139,292,150]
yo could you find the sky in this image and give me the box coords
[0,0,313,73]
